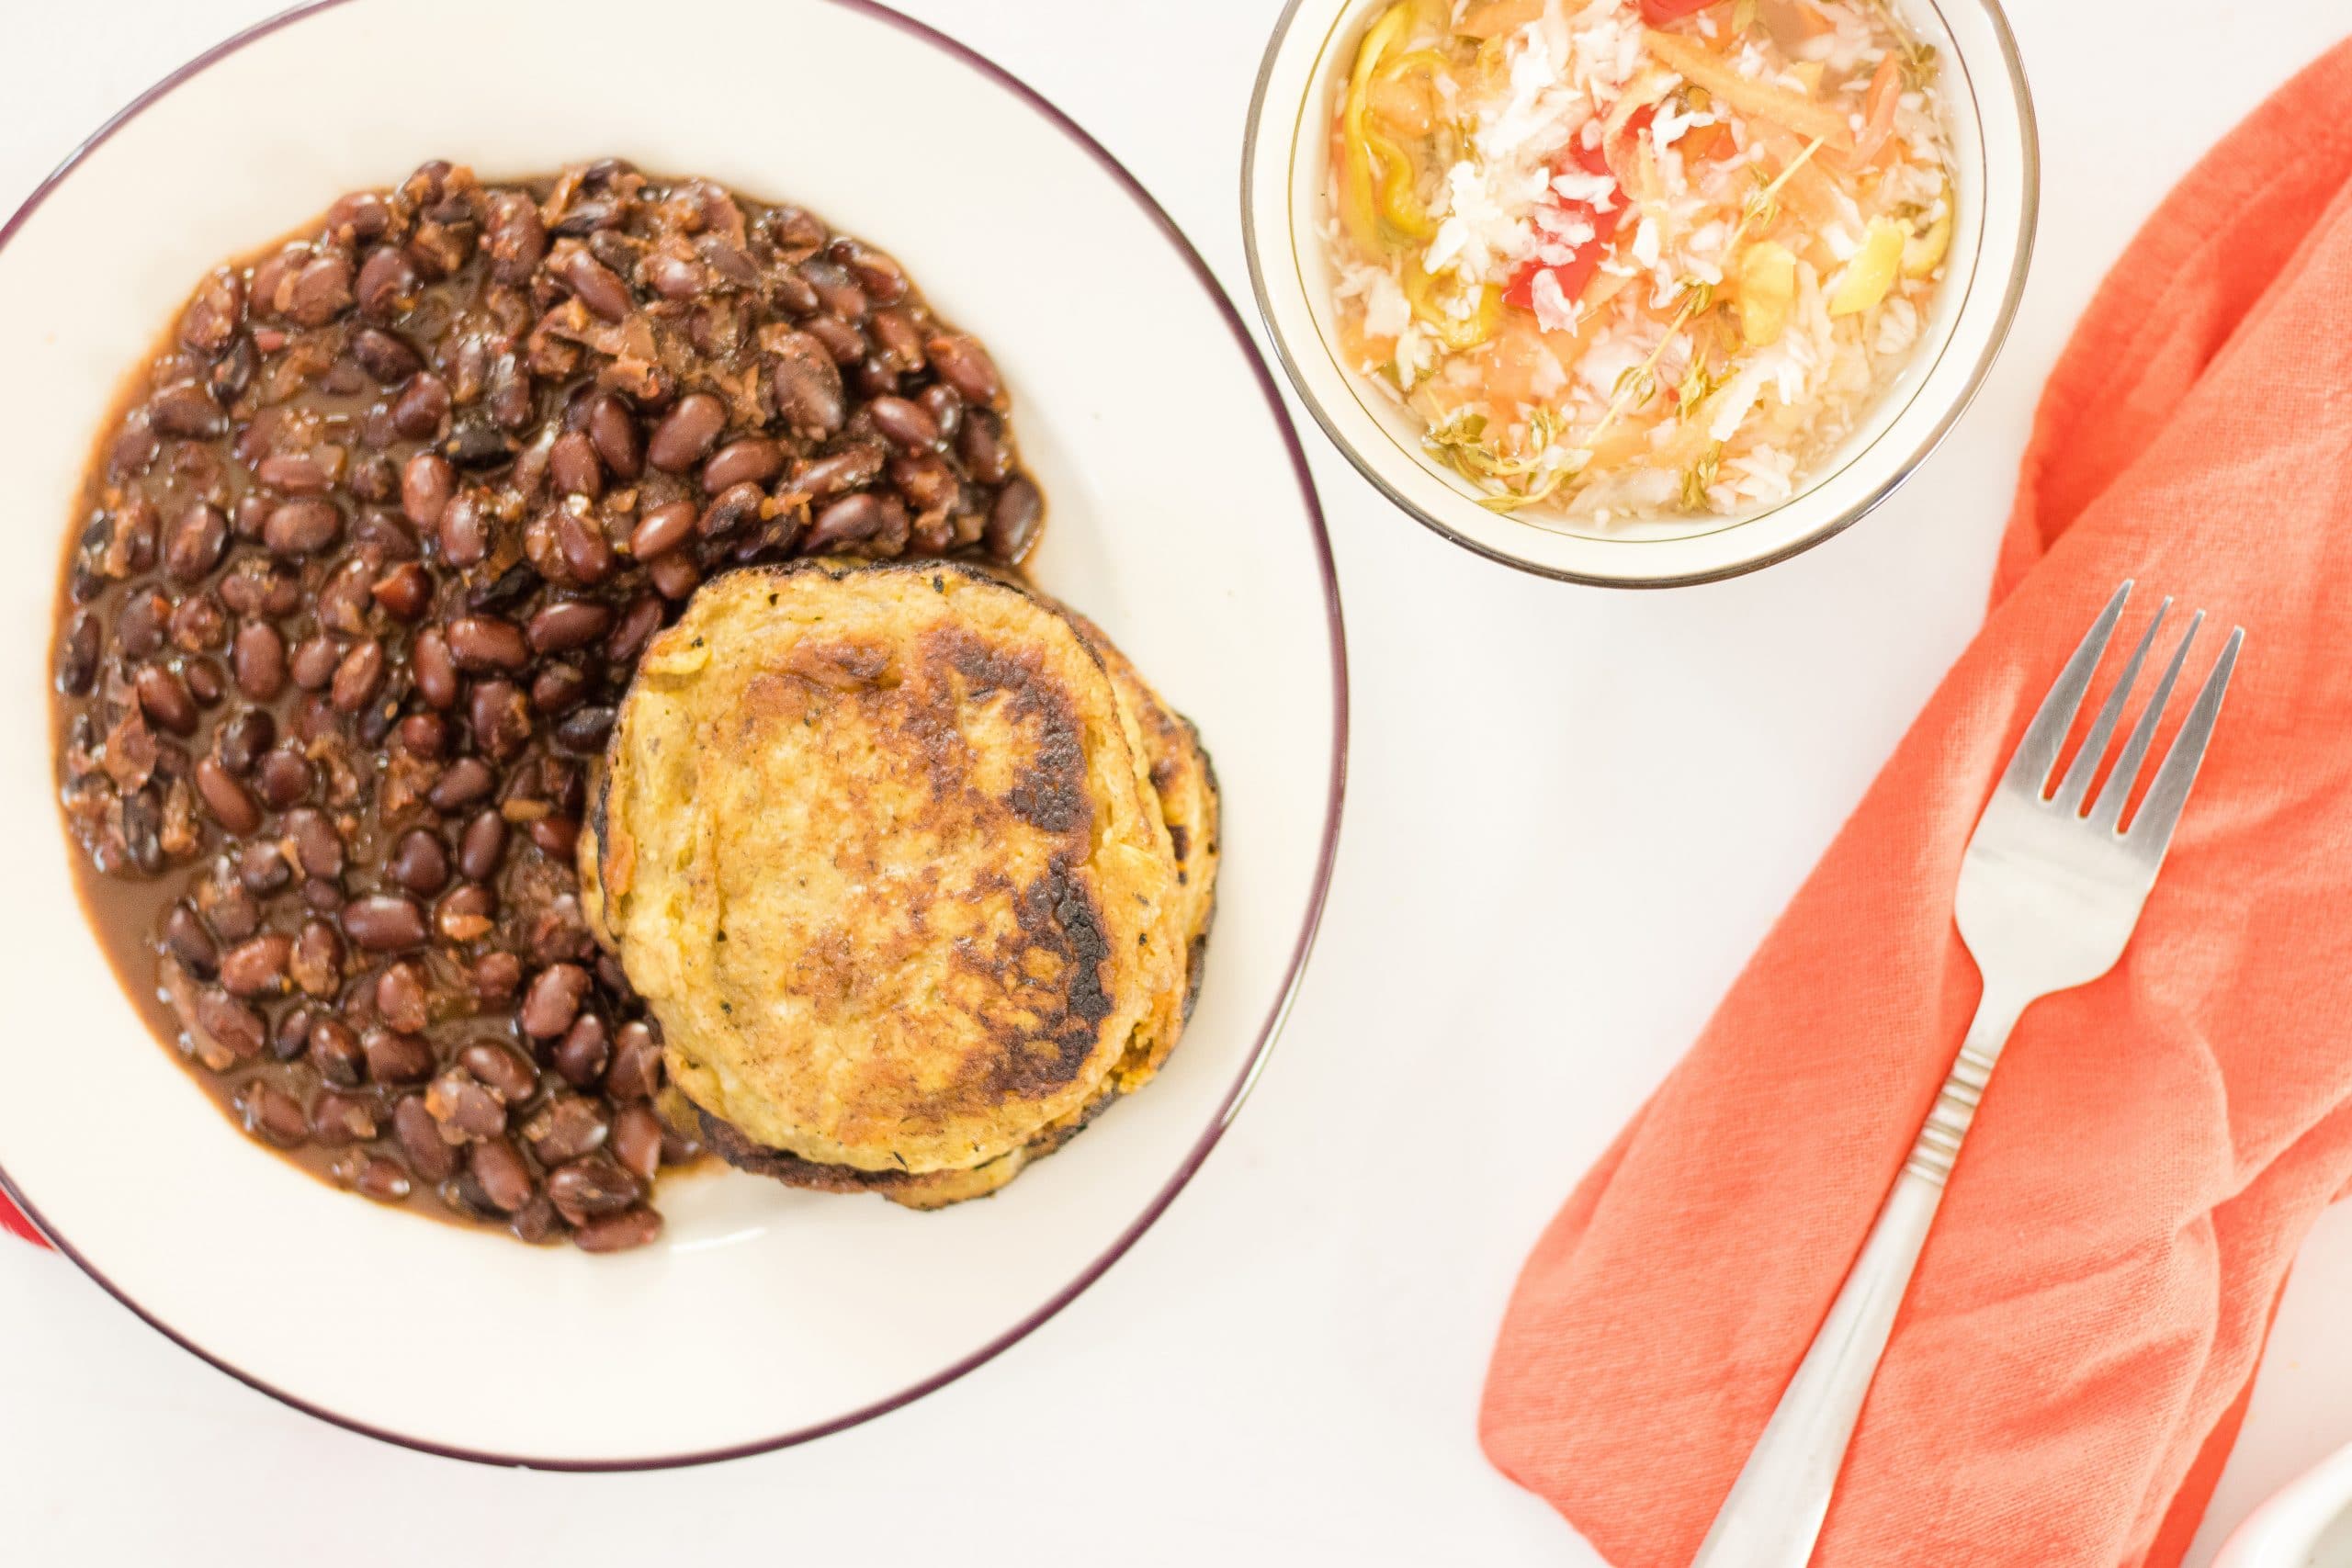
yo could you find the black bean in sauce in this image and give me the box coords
[51,158,1046,1251]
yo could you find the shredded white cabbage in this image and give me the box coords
[1325,0,1957,525]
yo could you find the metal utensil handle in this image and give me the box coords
[1690,987,2027,1568]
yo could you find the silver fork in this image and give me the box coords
[1690,581,2244,1568]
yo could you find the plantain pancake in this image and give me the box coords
[897,567,1222,1083]
[1059,610,1220,1090]
[924,570,1221,1072]
[716,598,1220,1209]
[711,638,1218,1212]
[582,559,1183,1178]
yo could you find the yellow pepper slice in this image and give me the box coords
[1903,210,1951,276]
[1367,131,1439,241]
[1904,189,1953,276]
[1339,3,1415,255]
[1367,45,1450,238]
[1828,217,1905,316]
[1405,0,1451,32]
[1736,240,1798,347]
[1382,46,1451,78]
[1404,262,1500,350]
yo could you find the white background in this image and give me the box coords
[6,1,2350,1562]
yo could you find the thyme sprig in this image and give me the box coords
[1675,354,1730,423]
[1423,408,1579,513]
[1863,0,1939,85]
[1679,443,1724,510]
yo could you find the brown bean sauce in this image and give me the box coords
[49,159,1042,1251]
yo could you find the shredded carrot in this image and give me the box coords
[1757,0,1831,48]
[1644,29,1855,152]
[1459,0,1545,39]
[1679,121,1734,160]
[1846,54,1902,165]
[1338,312,1399,371]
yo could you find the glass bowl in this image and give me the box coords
[1242,0,2038,587]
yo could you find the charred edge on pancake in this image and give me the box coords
[1172,716,1220,1025]
[1006,729,1088,834]
[679,555,1009,615]
[1182,929,1211,1023]
[1034,856,1114,1028]
[580,759,618,952]
[1181,714,1221,860]
[694,1082,1125,1201]
[695,1107,907,1193]
[928,624,1093,835]
[982,854,1114,1097]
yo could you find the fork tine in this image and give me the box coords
[2001,581,2132,798]
[2088,610,2201,831]
[2054,596,2170,812]
[2121,626,2243,852]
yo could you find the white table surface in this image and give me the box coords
[6,1,2350,1562]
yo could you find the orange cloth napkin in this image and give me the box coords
[1482,40,2352,1568]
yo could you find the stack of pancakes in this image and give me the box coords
[580,559,1217,1208]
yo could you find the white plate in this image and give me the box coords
[2217,1446,2352,1568]
[0,0,1343,1467]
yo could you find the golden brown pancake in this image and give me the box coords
[916,569,1222,1078]
[1059,609,1220,1090]
[808,634,1217,1208]
[582,560,1182,1177]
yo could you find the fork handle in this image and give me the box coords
[1690,987,2028,1568]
